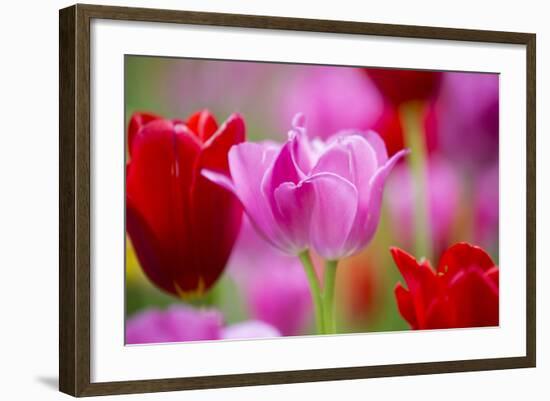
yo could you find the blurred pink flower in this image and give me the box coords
[246,257,312,336]
[203,114,408,259]
[169,60,275,115]
[126,305,280,344]
[221,320,281,339]
[385,157,461,251]
[474,163,499,249]
[278,66,383,140]
[126,305,222,344]
[436,72,499,168]
[227,217,313,336]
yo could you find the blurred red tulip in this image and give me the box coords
[372,101,438,156]
[337,256,378,325]
[365,68,443,106]
[126,110,244,297]
[391,243,499,329]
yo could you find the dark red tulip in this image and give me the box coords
[365,68,443,106]
[391,243,499,329]
[372,101,438,156]
[126,110,244,297]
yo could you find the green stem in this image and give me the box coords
[400,101,433,262]
[323,260,338,334]
[298,250,325,334]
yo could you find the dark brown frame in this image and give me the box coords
[59,3,536,397]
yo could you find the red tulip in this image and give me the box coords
[372,101,438,156]
[365,68,443,106]
[126,110,244,297]
[391,243,499,329]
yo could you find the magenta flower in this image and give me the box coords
[203,114,408,259]
[221,320,281,339]
[436,72,499,169]
[227,217,313,336]
[278,66,383,140]
[125,305,222,344]
[474,163,499,250]
[125,305,280,344]
[247,265,312,335]
[385,157,461,251]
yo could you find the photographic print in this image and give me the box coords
[124,56,500,345]
[59,6,535,395]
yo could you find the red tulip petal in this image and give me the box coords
[390,248,438,296]
[127,120,202,295]
[486,266,499,287]
[394,283,418,329]
[181,114,245,291]
[424,298,452,329]
[448,267,499,328]
[390,247,439,328]
[186,110,219,143]
[437,242,496,278]
[201,114,245,170]
[126,198,174,294]
[128,112,162,154]
[390,247,420,288]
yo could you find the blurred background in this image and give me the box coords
[125,56,499,338]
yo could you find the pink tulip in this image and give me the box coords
[203,114,408,259]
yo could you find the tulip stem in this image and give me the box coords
[298,250,325,334]
[400,101,433,262]
[323,260,338,334]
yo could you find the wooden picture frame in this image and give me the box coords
[59,3,536,397]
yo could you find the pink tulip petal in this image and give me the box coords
[304,172,359,259]
[358,148,409,249]
[329,130,387,167]
[311,142,354,182]
[273,181,314,252]
[226,142,294,252]
[261,134,306,202]
[360,130,389,165]
[290,131,317,176]
[340,135,394,253]
[339,134,379,192]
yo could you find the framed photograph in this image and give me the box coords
[59,4,536,397]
